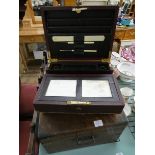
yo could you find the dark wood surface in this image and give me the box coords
[38,112,127,137]
[47,61,112,74]
[41,6,119,59]
[25,111,38,155]
[37,112,128,153]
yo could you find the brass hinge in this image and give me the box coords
[49,58,58,63]
[72,8,87,14]
[101,58,110,63]
[67,101,91,105]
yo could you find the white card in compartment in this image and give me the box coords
[84,35,105,41]
[82,80,112,97]
[84,50,97,52]
[45,80,77,97]
[52,36,74,42]
[94,120,104,127]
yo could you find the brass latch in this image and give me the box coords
[101,58,110,63]
[72,8,87,13]
[49,58,58,63]
[67,101,91,105]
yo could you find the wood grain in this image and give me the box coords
[38,112,128,153]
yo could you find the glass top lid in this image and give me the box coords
[45,79,112,98]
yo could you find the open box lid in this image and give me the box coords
[41,6,119,59]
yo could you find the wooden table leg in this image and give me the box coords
[19,43,28,73]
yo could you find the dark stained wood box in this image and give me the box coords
[33,6,125,114]
[34,74,125,114]
[37,112,128,153]
[40,6,119,73]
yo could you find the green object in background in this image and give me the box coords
[39,127,135,155]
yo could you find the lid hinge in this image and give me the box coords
[49,58,58,63]
[101,58,110,63]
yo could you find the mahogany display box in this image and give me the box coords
[33,6,125,114]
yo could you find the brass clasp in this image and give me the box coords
[72,8,87,14]
[101,58,110,63]
[67,101,91,105]
[49,58,58,63]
